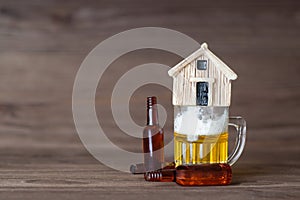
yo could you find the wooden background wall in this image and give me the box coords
[0,0,299,199]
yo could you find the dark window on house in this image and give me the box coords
[197,60,207,70]
[196,82,209,106]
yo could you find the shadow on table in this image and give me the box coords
[230,164,282,185]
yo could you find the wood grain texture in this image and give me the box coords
[0,0,299,199]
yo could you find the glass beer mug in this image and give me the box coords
[174,106,246,166]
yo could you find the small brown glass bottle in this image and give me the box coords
[175,164,232,186]
[145,163,232,186]
[143,96,164,172]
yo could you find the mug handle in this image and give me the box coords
[227,116,247,166]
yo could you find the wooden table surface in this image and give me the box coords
[0,0,299,199]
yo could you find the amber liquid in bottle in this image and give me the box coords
[175,164,232,186]
[143,97,164,172]
[145,163,232,186]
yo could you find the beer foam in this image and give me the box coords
[174,107,228,141]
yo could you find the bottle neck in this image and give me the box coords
[147,105,159,126]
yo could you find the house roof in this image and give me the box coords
[168,43,238,80]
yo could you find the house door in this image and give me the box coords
[196,82,209,106]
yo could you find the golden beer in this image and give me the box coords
[174,132,228,166]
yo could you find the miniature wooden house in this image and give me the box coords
[168,43,238,106]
